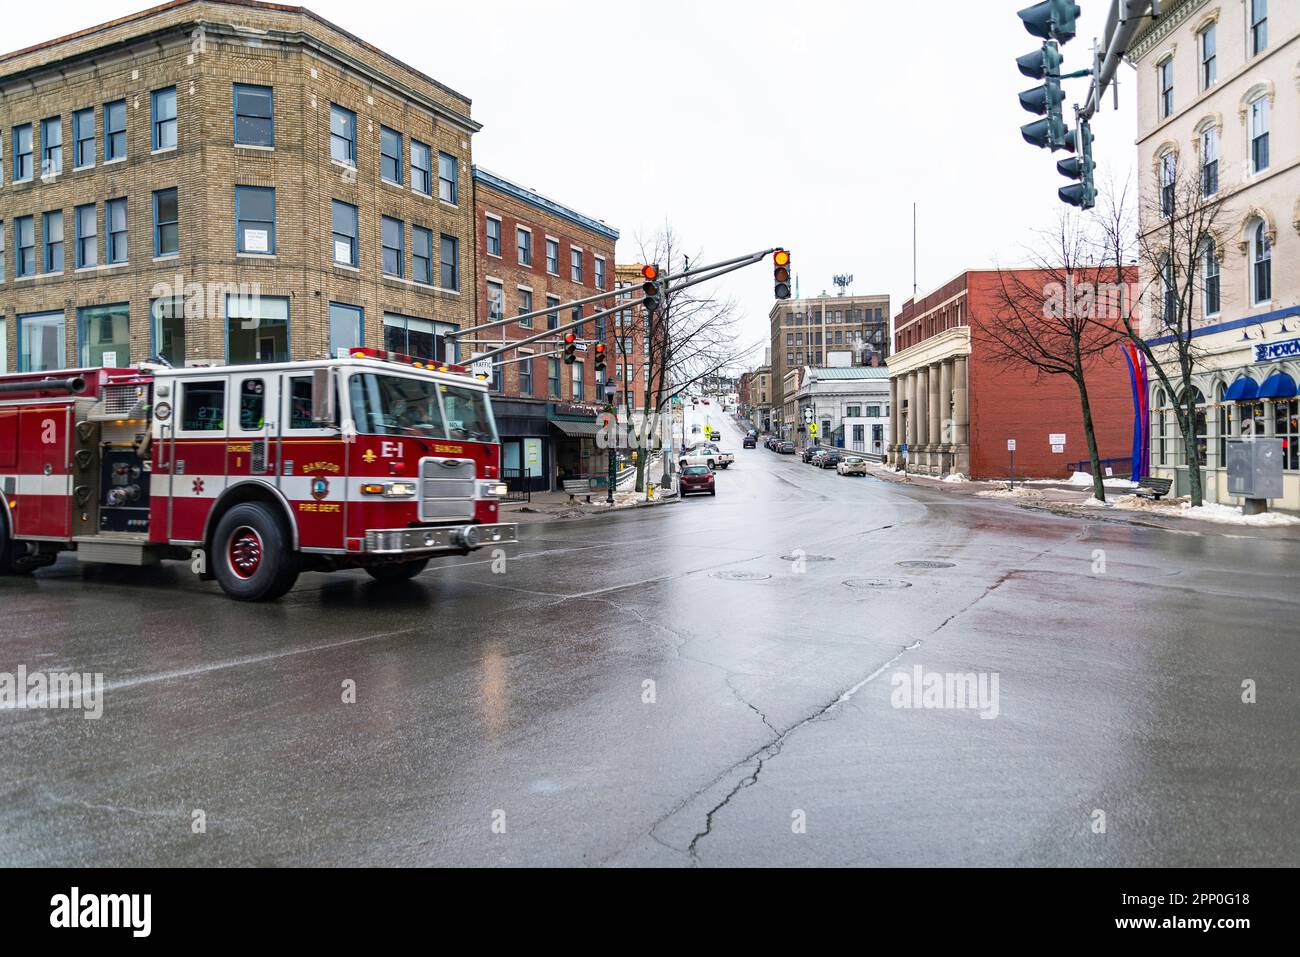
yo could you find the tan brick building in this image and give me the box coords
[470,167,619,488]
[0,0,478,374]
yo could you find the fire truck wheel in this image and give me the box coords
[0,512,18,574]
[364,559,430,583]
[212,503,300,601]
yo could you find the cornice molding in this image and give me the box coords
[1130,0,1209,63]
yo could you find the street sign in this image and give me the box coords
[808,424,819,437]
[1007,439,1017,451]
[803,408,813,423]
[470,353,492,381]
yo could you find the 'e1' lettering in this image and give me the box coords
[381,441,403,459]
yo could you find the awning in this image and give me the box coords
[551,419,602,437]
[1223,377,1258,401]
[1257,372,1298,400]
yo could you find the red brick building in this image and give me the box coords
[886,268,1138,480]
[470,167,618,489]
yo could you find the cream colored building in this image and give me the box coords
[1131,0,1299,510]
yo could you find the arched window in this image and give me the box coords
[1252,221,1272,304]
[1216,381,1230,467]
[1184,387,1208,467]
[1202,240,1220,316]
[1154,388,1169,465]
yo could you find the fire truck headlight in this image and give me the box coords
[384,482,416,498]
[476,480,508,499]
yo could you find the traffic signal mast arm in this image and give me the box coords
[1082,0,1154,121]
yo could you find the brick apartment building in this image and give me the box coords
[470,167,618,489]
[886,269,1138,480]
[0,0,477,374]
[768,291,890,439]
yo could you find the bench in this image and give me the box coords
[1134,476,1173,500]
[562,479,592,503]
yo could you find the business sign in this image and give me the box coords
[1049,433,1066,454]
[1007,439,1017,452]
[1254,335,1300,363]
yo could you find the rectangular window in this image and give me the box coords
[517,288,533,327]
[154,188,179,256]
[1251,0,1267,56]
[1200,127,1219,196]
[519,353,533,396]
[1158,60,1174,119]
[572,361,584,401]
[1203,247,1221,316]
[40,117,62,177]
[440,234,459,290]
[77,303,129,367]
[570,247,583,283]
[106,198,128,264]
[438,152,458,204]
[1160,153,1176,218]
[383,313,453,362]
[412,225,433,284]
[151,297,185,366]
[486,216,501,256]
[328,302,363,358]
[546,238,559,274]
[1250,98,1269,173]
[332,200,358,266]
[104,100,126,162]
[379,126,402,184]
[572,305,583,337]
[75,204,97,268]
[488,281,504,321]
[18,311,66,372]
[152,87,177,151]
[517,227,531,265]
[233,84,274,147]
[235,186,275,254]
[330,104,356,165]
[0,221,5,283]
[226,293,289,364]
[547,295,560,330]
[595,256,606,290]
[382,216,404,277]
[16,216,36,276]
[1200,25,1216,89]
[73,109,95,168]
[548,357,561,397]
[13,124,33,181]
[181,381,226,432]
[42,211,64,274]
[410,140,432,195]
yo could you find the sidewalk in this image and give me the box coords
[499,463,679,525]
[868,462,1300,541]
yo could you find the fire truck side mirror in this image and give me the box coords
[311,367,336,425]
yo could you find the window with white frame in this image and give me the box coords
[1199,125,1218,196]
[1251,221,1271,305]
[487,280,504,320]
[486,216,501,256]
[517,227,531,265]
[1249,95,1269,173]
[1159,151,1176,218]
[1199,24,1216,89]
[570,247,583,283]
[1202,240,1220,317]
[595,256,606,290]
[1160,255,1176,325]
[546,238,559,274]
[1250,0,1267,56]
[1158,59,1174,118]
[517,287,533,327]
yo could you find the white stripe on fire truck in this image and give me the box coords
[1,474,75,497]
[144,475,442,504]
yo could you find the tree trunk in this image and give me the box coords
[1074,372,1106,503]
[1182,397,1204,507]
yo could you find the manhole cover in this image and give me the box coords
[780,554,834,563]
[710,571,772,581]
[843,577,913,590]
[896,560,955,569]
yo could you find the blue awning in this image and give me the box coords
[1223,377,1258,401]
[1257,372,1298,400]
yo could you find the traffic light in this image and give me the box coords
[641,264,662,315]
[1018,0,1080,44]
[1058,119,1096,209]
[593,342,606,374]
[1018,40,1071,152]
[773,249,792,300]
[563,332,577,365]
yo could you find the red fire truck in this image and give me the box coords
[0,348,516,600]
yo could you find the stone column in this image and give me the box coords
[926,362,941,474]
[888,376,900,463]
[906,372,918,464]
[938,358,954,475]
[915,366,929,452]
[953,355,970,476]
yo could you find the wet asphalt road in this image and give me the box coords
[2,416,1298,867]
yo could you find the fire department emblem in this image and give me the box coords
[311,477,330,501]
[363,449,377,464]
[192,478,205,495]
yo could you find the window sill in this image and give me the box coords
[439,200,459,210]
[103,156,127,167]
[151,147,178,156]
[333,262,361,272]
[235,143,275,152]
[152,254,180,262]
[381,177,405,190]
[237,252,276,259]
[73,164,95,173]
[74,261,131,274]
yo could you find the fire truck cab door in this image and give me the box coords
[229,373,279,482]
[16,404,72,538]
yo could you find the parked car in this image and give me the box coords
[818,450,844,469]
[777,441,796,454]
[810,449,830,467]
[802,445,827,463]
[837,456,868,476]
[679,465,716,496]
[743,436,757,448]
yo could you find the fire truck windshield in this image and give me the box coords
[347,373,497,444]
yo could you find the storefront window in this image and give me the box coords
[1186,388,1207,468]
[151,297,185,367]
[226,294,289,364]
[78,303,130,367]
[1275,399,1298,471]
[1216,382,1231,467]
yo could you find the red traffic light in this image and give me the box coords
[641,264,659,281]
[594,343,606,355]
[564,332,576,345]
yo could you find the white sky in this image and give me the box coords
[6,0,1137,363]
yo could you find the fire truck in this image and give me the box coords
[0,348,516,600]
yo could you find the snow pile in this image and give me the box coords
[1079,496,1109,508]
[1067,471,1096,486]
[1179,501,1300,527]
[941,473,967,484]
[976,485,1044,500]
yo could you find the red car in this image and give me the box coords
[679,465,716,497]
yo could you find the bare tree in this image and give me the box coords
[1094,162,1230,507]
[976,210,1127,502]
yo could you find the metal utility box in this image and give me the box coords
[1226,438,1284,499]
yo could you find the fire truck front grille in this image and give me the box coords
[102,385,142,416]
[418,458,476,522]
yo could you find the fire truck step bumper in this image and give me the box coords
[364,523,518,555]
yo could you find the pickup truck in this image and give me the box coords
[679,444,734,470]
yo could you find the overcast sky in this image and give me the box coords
[7,0,1137,364]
